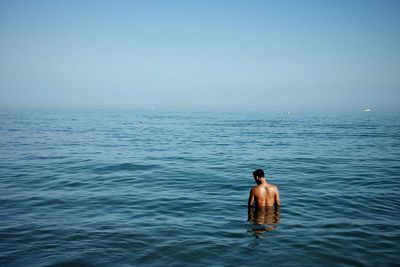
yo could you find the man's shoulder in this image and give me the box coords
[251,185,262,191]
[267,183,279,190]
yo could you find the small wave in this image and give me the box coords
[93,162,160,174]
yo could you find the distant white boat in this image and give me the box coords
[363,108,371,112]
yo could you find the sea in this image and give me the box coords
[0,109,399,267]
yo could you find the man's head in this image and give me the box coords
[253,169,265,184]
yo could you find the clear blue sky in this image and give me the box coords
[0,0,399,111]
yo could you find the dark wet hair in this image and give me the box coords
[253,169,265,178]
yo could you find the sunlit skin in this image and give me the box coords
[248,174,280,208]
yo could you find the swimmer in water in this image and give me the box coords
[248,169,280,208]
[247,169,281,236]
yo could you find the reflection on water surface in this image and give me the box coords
[248,206,280,237]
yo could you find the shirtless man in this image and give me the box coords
[248,169,280,207]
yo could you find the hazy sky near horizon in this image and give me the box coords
[0,0,399,111]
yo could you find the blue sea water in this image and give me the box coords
[0,109,399,266]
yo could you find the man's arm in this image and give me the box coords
[274,187,281,206]
[247,206,254,221]
[248,188,255,206]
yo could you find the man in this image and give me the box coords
[248,169,280,207]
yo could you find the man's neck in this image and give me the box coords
[259,178,268,185]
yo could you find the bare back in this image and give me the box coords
[248,183,280,207]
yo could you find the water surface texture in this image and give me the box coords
[1,110,399,266]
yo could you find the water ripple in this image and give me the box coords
[0,110,399,266]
